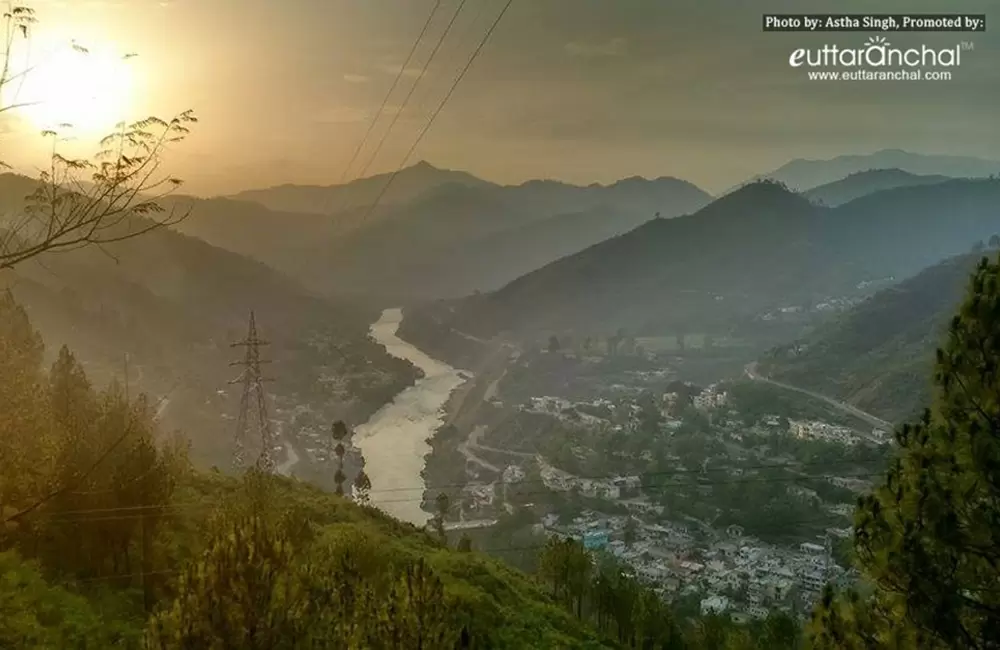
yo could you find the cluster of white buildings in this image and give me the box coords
[538,460,641,501]
[541,509,844,620]
[693,385,729,411]
[789,419,862,445]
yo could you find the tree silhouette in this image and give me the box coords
[0,6,197,270]
[433,492,450,543]
[331,420,349,496]
[623,516,638,549]
[352,469,372,505]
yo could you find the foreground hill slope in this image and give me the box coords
[447,179,1000,342]
[758,253,983,423]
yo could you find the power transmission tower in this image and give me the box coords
[230,311,275,473]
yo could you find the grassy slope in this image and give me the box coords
[167,472,612,649]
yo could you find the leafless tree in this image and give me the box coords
[0,5,197,270]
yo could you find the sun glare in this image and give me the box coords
[18,42,136,138]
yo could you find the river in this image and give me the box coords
[354,308,465,526]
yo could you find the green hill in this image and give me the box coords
[759,253,985,423]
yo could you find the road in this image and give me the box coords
[441,335,521,472]
[458,426,505,473]
[744,362,892,432]
[154,397,170,421]
[444,518,499,531]
[276,441,300,477]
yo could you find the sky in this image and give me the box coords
[2,0,999,195]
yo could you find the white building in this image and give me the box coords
[700,595,730,615]
[502,465,525,484]
[693,385,729,411]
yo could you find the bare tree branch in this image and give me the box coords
[0,7,197,270]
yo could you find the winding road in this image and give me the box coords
[276,441,300,477]
[744,362,892,434]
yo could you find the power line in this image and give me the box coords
[330,0,444,208]
[406,0,493,142]
[352,0,471,189]
[360,0,514,222]
[230,311,275,474]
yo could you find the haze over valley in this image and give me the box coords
[2,1,999,647]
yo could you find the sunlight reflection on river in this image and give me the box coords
[354,308,464,526]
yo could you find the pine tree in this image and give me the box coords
[0,291,49,534]
[332,420,349,496]
[810,255,1000,648]
[146,511,301,649]
[433,492,450,543]
[48,346,95,426]
[372,558,459,649]
[353,469,372,505]
[623,517,638,549]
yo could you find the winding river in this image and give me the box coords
[354,308,465,526]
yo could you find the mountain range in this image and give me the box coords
[802,168,954,207]
[176,162,713,301]
[228,160,492,215]
[442,178,1000,344]
[751,149,999,191]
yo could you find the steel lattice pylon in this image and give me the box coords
[230,311,275,473]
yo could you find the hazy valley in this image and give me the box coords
[2,2,999,645]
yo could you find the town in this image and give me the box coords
[426,337,891,622]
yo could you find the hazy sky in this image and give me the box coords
[5,0,999,195]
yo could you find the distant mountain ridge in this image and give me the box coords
[178,162,712,301]
[228,160,495,215]
[758,252,989,422]
[746,149,999,192]
[444,178,1000,343]
[803,168,954,207]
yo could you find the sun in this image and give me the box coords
[17,42,136,138]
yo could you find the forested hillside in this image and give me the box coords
[0,172,418,467]
[446,179,1000,341]
[759,253,983,423]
